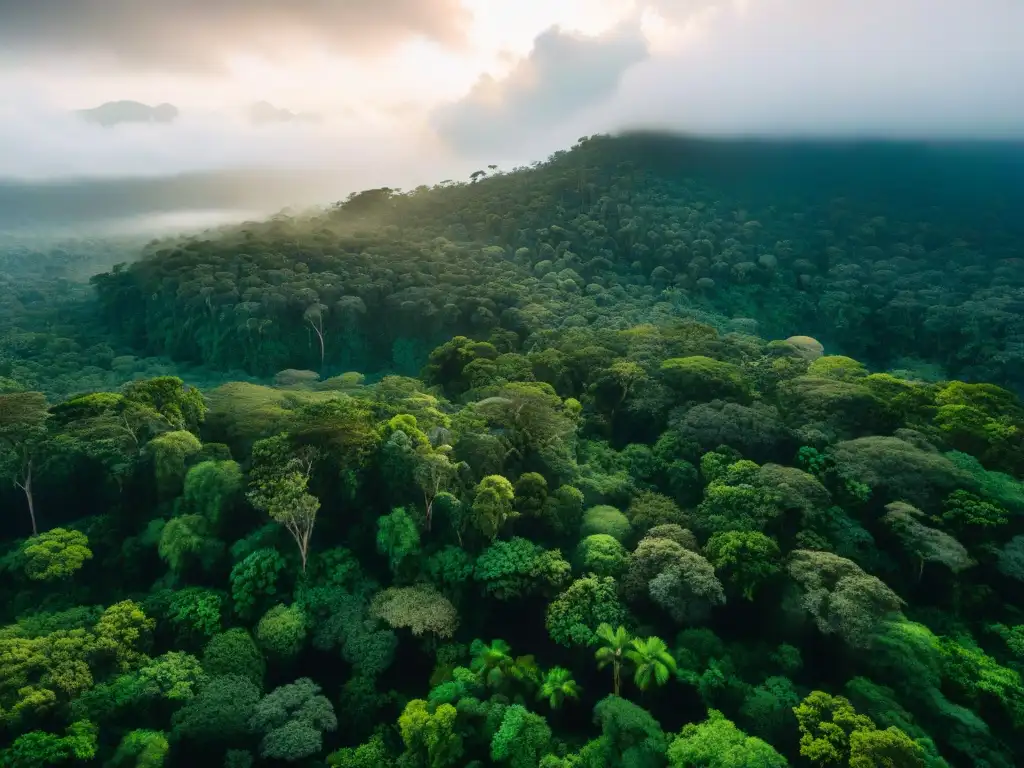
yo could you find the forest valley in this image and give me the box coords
[1,134,1024,767]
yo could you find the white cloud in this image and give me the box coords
[434,0,1024,166]
[0,82,454,183]
[431,21,649,155]
[0,0,1021,188]
[591,0,1024,140]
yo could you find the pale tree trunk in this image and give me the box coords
[307,317,325,371]
[293,457,319,572]
[286,519,313,573]
[302,525,313,573]
[14,459,36,536]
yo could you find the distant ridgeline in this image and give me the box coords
[92,133,1024,387]
[74,99,318,128]
[76,100,180,127]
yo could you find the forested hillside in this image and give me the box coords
[0,233,254,401]
[92,134,1024,387]
[1,134,1024,768]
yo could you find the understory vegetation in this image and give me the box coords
[1,134,1023,767]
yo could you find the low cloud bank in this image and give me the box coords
[0,100,442,179]
[434,0,1024,162]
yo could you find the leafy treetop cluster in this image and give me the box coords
[2,309,1024,767]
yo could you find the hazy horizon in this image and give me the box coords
[1,0,1021,235]
[1,134,1022,237]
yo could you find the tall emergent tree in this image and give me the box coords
[303,303,327,371]
[414,446,463,532]
[0,391,50,535]
[49,391,170,493]
[247,434,322,573]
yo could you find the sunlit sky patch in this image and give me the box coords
[0,0,1020,180]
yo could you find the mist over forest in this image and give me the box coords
[2,135,1022,236]
[0,170,343,233]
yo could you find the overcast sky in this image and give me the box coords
[0,0,1021,186]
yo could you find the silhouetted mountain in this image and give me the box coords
[249,100,320,125]
[77,100,179,127]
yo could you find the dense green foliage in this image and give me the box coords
[0,234,253,402]
[86,135,1024,391]
[2,135,1024,767]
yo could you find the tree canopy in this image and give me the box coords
[2,133,1024,767]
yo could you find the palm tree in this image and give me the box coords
[508,653,542,691]
[470,638,513,688]
[538,666,581,709]
[625,635,676,692]
[593,623,632,696]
